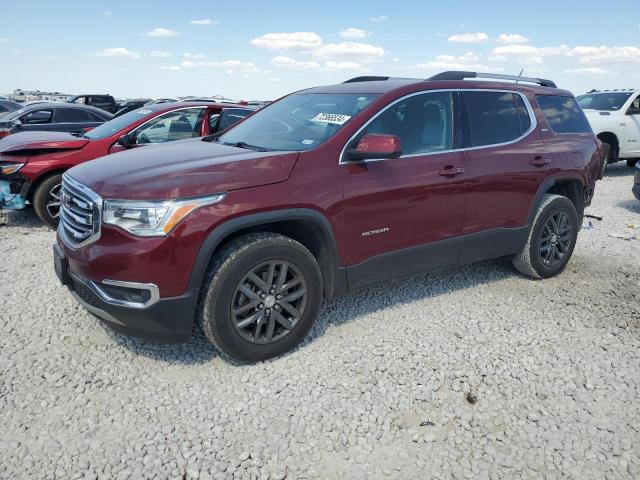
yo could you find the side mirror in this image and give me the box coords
[117,133,133,147]
[347,133,402,161]
[626,108,640,116]
[12,119,22,128]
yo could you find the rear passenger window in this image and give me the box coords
[536,95,592,134]
[464,91,530,147]
[357,91,454,156]
[54,108,93,123]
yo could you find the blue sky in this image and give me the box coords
[0,0,638,100]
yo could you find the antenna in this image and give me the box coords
[516,67,525,85]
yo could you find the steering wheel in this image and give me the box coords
[138,133,151,144]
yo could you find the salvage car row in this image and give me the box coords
[1,71,638,362]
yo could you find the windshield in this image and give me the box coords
[576,93,632,111]
[216,93,379,151]
[1,108,26,122]
[83,108,156,139]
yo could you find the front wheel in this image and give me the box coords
[626,159,639,168]
[198,232,322,362]
[33,174,63,228]
[512,194,579,279]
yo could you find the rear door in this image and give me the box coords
[340,90,467,287]
[460,90,545,262]
[52,108,100,134]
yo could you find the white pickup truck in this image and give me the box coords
[577,89,640,169]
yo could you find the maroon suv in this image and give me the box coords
[54,71,603,362]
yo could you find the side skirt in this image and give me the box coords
[345,227,529,291]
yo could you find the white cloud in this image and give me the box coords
[150,50,173,58]
[416,52,496,72]
[270,56,320,69]
[492,44,569,64]
[160,65,181,71]
[564,67,609,75]
[0,38,8,43]
[488,55,508,63]
[448,32,489,44]
[92,47,140,59]
[144,28,179,37]
[251,32,322,50]
[313,42,384,62]
[339,28,373,39]
[101,10,112,17]
[567,45,640,64]
[190,18,217,25]
[497,33,529,44]
[325,61,362,70]
[180,59,267,77]
[371,15,388,22]
[183,52,205,59]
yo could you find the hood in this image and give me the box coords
[0,131,89,156]
[69,138,299,200]
[583,109,614,118]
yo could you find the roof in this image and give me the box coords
[10,102,114,118]
[133,101,258,114]
[300,72,573,97]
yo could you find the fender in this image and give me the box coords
[526,174,585,226]
[186,208,348,300]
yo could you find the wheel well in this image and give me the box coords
[215,219,338,297]
[547,180,584,220]
[597,132,619,162]
[26,169,66,202]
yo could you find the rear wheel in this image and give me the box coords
[33,174,63,228]
[198,232,322,362]
[512,194,579,279]
[626,159,639,168]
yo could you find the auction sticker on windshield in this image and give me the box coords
[311,113,352,125]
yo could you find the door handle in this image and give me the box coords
[531,156,551,167]
[439,165,464,177]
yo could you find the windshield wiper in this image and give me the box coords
[222,141,268,152]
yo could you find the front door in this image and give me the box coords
[624,93,640,157]
[340,90,467,288]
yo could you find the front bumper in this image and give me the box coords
[54,242,197,342]
[633,182,640,202]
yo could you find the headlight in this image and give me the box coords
[0,163,25,175]
[103,193,226,236]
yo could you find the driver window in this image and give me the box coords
[630,95,640,112]
[133,108,205,144]
[354,92,454,156]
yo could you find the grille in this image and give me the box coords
[59,174,102,247]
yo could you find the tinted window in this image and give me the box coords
[219,108,254,131]
[87,111,107,122]
[22,110,53,124]
[576,92,631,111]
[537,95,592,134]
[54,108,93,123]
[630,95,640,111]
[353,91,454,156]
[133,107,205,144]
[465,92,529,147]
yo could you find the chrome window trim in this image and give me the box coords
[58,173,103,249]
[339,88,537,165]
[69,271,160,309]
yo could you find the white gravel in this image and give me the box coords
[1,163,639,479]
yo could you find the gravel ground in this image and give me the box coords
[1,163,639,480]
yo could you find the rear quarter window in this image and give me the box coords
[537,95,592,134]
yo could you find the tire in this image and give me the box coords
[33,174,63,228]
[198,232,322,363]
[512,194,579,279]
[626,159,639,168]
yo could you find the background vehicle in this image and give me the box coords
[577,89,640,168]
[55,71,603,362]
[67,94,118,114]
[633,163,640,201]
[0,102,256,226]
[114,99,152,117]
[0,103,112,139]
[0,100,21,118]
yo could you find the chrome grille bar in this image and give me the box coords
[59,174,102,248]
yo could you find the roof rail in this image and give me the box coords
[427,71,557,88]
[343,76,391,83]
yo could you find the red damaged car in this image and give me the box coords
[0,102,256,226]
